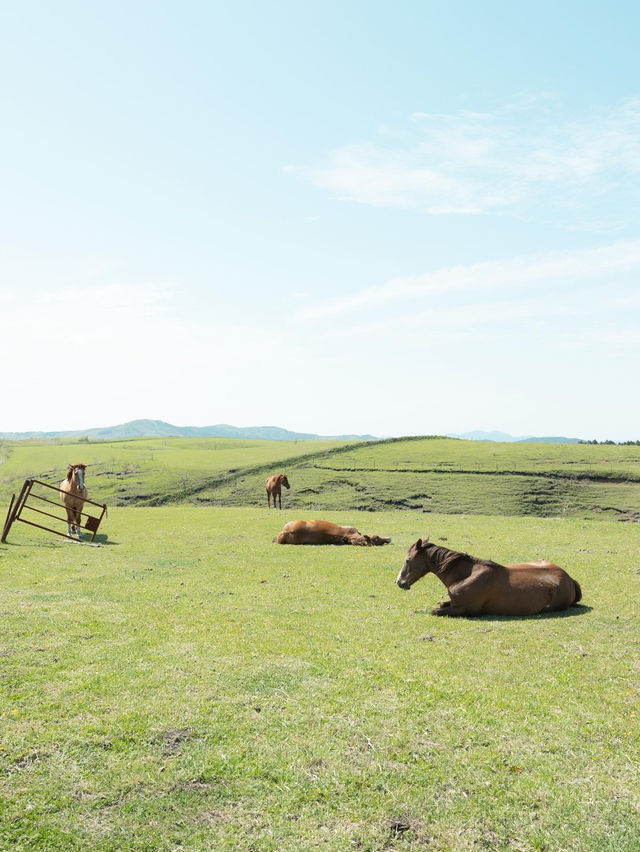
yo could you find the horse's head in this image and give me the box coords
[68,463,88,490]
[396,538,431,590]
[280,474,290,489]
[369,534,392,546]
[274,531,291,544]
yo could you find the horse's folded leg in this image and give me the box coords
[431,604,468,617]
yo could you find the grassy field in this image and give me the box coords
[2,436,640,520]
[0,437,349,507]
[1,506,639,850]
[213,437,640,521]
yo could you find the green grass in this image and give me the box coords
[2,435,640,520]
[189,437,640,521]
[317,435,640,476]
[0,436,350,506]
[1,507,639,850]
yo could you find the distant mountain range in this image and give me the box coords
[0,419,583,444]
[0,419,376,442]
[447,430,581,444]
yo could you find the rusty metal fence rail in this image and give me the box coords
[2,479,107,543]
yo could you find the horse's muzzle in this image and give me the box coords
[397,579,410,590]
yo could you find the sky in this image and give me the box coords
[1,1,639,440]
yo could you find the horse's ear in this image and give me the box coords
[415,538,428,551]
[415,538,422,550]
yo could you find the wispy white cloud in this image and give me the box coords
[323,299,543,339]
[320,285,640,356]
[0,281,175,349]
[40,284,173,310]
[286,97,640,225]
[0,271,278,431]
[291,239,640,321]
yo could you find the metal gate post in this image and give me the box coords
[1,478,31,543]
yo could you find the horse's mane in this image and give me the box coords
[65,464,86,483]
[426,542,501,572]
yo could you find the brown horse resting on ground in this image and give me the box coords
[266,474,290,509]
[59,464,88,540]
[275,519,391,546]
[396,537,582,616]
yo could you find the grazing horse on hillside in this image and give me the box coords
[396,537,582,616]
[275,519,391,546]
[60,464,88,539]
[266,474,290,509]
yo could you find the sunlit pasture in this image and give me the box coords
[1,504,639,850]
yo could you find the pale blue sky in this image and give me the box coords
[1,1,639,439]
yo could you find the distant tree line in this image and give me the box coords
[579,439,640,445]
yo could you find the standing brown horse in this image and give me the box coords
[266,474,290,509]
[60,464,88,539]
[396,537,582,616]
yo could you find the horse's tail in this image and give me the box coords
[572,580,582,606]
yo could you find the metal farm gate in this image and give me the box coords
[2,478,107,544]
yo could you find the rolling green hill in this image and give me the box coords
[1,435,639,521]
[0,436,351,507]
[204,436,640,521]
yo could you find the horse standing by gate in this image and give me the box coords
[60,464,88,539]
[266,474,290,509]
[396,537,582,616]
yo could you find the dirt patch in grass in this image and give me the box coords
[156,727,196,752]
[9,750,46,771]
[171,776,215,792]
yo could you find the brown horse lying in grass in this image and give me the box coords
[275,519,391,546]
[396,537,582,616]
